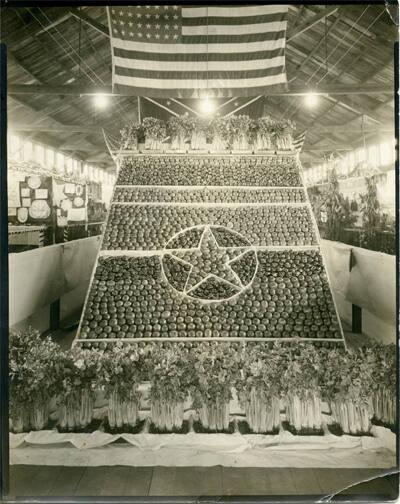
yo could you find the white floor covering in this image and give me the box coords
[10,425,396,468]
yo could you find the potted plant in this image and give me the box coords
[371,344,396,428]
[190,343,239,431]
[167,115,192,151]
[56,347,101,431]
[282,344,323,434]
[322,347,374,435]
[227,115,253,151]
[254,116,275,150]
[9,328,61,432]
[236,342,286,433]
[208,117,229,151]
[359,176,381,250]
[147,344,193,431]
[190,117,209,150]
[142,117,166,150]
[120,122,141,150]
[99,342,144,429]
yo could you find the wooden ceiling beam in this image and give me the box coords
[287,6,339,43]
[69,9,110,37]
[8,83,394,97]
[10,124,102,133]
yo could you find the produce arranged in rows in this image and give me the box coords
[103,205,317,250]
[78,250,342,344]
[13,328,395,436]
[114,187,306,204]
[116,155,302,187]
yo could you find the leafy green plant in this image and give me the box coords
[321,346,376,404]
[190,342,242,407]
[120,122,141,149]
[55,346,102,405]
[359,175,381,249]
[282,343,323,399]
[98,342,144,402]
[324,168,357,241]
[146,343,194,403]
[9,328,62,419]
[142,117,166,142]
[226,115,254,147]
[236,342,287,402]
[167,115,194,141]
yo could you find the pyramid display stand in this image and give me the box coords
[74,151,345,349]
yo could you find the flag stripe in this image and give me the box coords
[113,55,285,72]
[182,13,286,26]
[182,21,286,35]
[183,6,288,17]
[181,31,287,43]
[108,5,288,98]
[115,64,285,80]
[113,82,287,98]
[113,72,287,90]
[112,36,286,54]
[113,46,285,62]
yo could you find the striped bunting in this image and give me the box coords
[108,5,288,98]
[293,131,307,153]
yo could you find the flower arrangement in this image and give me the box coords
[120,122,141,150]
[282,344,323,433]
[146,343,194,430]
[190,343,241,431]
[236,342,287,433]
[55,346,102,431]
[142,117,166,150]
[98,342,145,429]
[9,328,61,432]
[227,115,254,150]
[321,346,375,434]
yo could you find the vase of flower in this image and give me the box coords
[285,392,322,432]
[142,117,166,151]
[151,399,184,431]
[198,400,230,431]
[373,387,396,426]
[108,388,139,429]
[245,389,280,433]
[330,399,372,434]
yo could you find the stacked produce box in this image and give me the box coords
[75,154,344,348]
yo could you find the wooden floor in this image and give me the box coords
[6,466,398,499]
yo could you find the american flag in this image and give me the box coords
[107,5,288,98]
[293,131,307,153]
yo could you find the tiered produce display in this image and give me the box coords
[77,153,343,346]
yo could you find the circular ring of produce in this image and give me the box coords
[162,224,258,303]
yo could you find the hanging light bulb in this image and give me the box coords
[93,94,109,109]
[199,95,215,115]
[304,92,319,108]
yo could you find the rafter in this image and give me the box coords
[69,9,109,37]
[8,83,394,97]
[287,6,338,43]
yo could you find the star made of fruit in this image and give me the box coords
[169,226,246,294]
